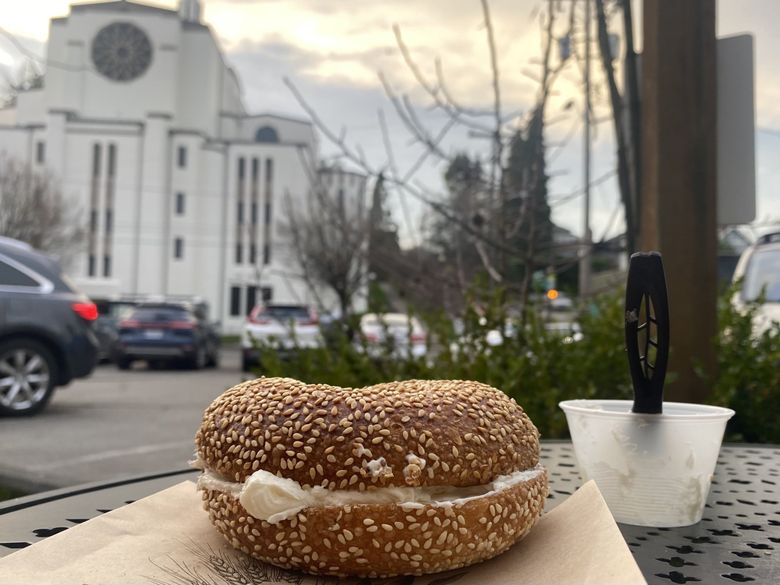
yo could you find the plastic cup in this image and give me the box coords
[559,399,735,527]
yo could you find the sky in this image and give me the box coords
[0,0,779,247]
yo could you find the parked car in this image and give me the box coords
[732,231,780,335]
[242,304,321,371]
[0,237,99,415]
[358,313,427,358]
[543,293,578,323]
[114,302,220,370]
[93,298,140,362]
[544,321,584,343]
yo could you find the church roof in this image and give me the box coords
[57,1,208,30]
[70,1,176,17]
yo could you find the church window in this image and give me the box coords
[92,143,101,178]
[88,143,101,278]
[177,146,187,168]
[91,22,153,82]
[104,144,116,278]
[107,143,116,177]
[255,126,279,143]
[263,158,273,256]
[229,286,241,316]
[246,285,258,315]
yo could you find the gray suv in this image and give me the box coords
[0,237,99,415]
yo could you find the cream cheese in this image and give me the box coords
[197,464,545,525]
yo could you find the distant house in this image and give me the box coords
[0,0,362,332]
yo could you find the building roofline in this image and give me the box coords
[236,112,313,127]
[182,20,209,31]
[70,1,177,17]
[215,139,312,149]
[318,166,368,179]
[66,114,144,128]
[0,124,39,131]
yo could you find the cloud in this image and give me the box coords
[216,0,613,246]
[4,0,778,246]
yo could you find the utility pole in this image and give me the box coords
[640,0,717,403]
[578,0,592,299]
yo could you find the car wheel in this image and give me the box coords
[116,357,132,370]
[190,346,207,370]
[0,339,58,416]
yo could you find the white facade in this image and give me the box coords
[0,0,366,332]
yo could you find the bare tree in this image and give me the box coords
[594,0,640,254]
[285,0,580,312]
[0,59,43,108]
[0,156,85,266]
[283,158,372,318]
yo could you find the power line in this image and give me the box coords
[548,168,616,207]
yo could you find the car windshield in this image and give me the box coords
[545,322,581,333]
[363,314,405,326]
[97,302,137,320]
[742,248,780,302]
[130,306,191,323]
[262,306,310,321]
[362,314,421,331]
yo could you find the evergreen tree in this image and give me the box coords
[504,107,553,286]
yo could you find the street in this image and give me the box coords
[0,348,247,494]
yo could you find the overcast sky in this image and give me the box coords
[1,0,778,247]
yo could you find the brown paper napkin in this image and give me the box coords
[0,480,646,585]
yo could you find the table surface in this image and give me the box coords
[1,442,777,584]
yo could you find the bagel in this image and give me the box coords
[194,377,548,577]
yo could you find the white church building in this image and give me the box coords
[0,0,367,332]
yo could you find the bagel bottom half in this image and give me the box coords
[199,467,548,578]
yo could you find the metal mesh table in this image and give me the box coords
[1,443,777,583]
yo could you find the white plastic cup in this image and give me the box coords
[559,399,735,527]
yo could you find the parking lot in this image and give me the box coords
[0,348,247,494]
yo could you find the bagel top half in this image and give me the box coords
[195,377,541,491]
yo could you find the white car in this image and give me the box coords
[358,313,427,358]
[732,232,780,336]
[544,321,584,344]
[241,304,322,371]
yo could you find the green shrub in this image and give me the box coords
[711,287,780,443]
[254,287,780,443]
[255,290,631,440]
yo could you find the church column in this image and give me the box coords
[135,113,172,294]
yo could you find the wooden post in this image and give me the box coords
[640,0,717,403]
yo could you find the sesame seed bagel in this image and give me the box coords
[195,377,548,577]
